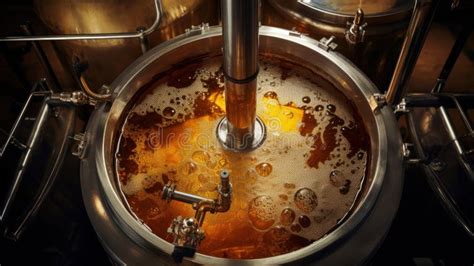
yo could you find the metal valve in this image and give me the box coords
[167,216,205,263]
[163,170,232,263]
[345,8,368,44]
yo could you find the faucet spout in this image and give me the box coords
[162,170,233,262]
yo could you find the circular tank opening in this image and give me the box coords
[113,54,370,259]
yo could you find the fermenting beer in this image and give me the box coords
[115,55,369,259]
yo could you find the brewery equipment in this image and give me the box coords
[33,0,219,92]
[261,0,415,90]
[3,0,472,265]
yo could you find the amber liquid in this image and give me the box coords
[115,56,369,259]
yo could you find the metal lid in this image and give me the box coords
[302,0,412,15]
[268,0,414,25]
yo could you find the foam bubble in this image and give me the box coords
[294,188,318,213]
[255,162,273,177]
[116,56,369,257]
[280,208,296,226]
[248,195,277,231]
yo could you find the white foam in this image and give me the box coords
[118,56,368,245]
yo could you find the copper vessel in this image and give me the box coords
[262,0,414,90]
[34,0,219,91]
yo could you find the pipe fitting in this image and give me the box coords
[162,170,232,262]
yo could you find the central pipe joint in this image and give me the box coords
[217,0,265,151]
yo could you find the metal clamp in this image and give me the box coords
[71,133,87,159]
[288,28,308,38]
[185,23,210,36]
[369,93,387,112]
[318,36,338,52]
[394,97,410,115]
[402,143,422,164]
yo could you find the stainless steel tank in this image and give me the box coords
[261,0,414,90]
[34,0,218,91]
[80,25,404,265]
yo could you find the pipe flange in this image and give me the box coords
[216,116,266,152]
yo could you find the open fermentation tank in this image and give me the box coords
[80,26,403,265]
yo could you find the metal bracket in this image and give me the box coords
[394,97,410,115]
[369,93,387,112]
[185,23,210,36]
[71,133,87,159]
[318,36,338,52]
[288,28,308,38]
[289,31,302,38]
[402,143,422,164]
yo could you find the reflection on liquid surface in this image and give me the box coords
[115,56,369,259]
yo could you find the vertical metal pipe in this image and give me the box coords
[386,0,438,105]
[221,0,260,150]
[137,27,149,54]
[222,0,259,80]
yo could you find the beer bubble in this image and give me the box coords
[280,208,296,226]
[255,162,273,177]
[290,223,301,233]
[298,215,311,228]
[245,169,258,183]
[283,110,294,119]
[264,91,278,99]
[248,196,276,231]
[329,170,345,187]
[198,174,209,183]
[147,206,160,220]
[279,194,288,201]
[206,159,218,169]
[218,158,228,167]
[302,96,311,104]
[163,106,176,118]
[294,188,318,213]
[266,226,291,242]
[181,161,197,175]
[192,150,210,164]
[339,180,351,195]
[326,104,336,113]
